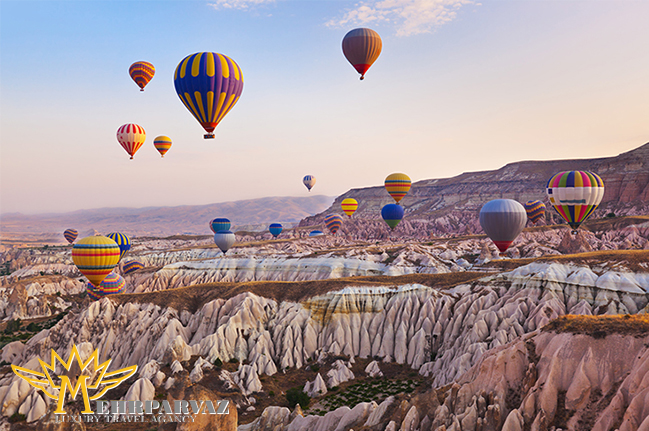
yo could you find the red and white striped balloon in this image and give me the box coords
[116,124,146,159]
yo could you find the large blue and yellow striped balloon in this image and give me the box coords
[324,214,343,235]
[72,236,120,287]
[546,171,604,233]
[122,260,144,274]
[174,52,244,139]
[106,232,131,261]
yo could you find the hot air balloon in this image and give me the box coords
[72,236,120,287]
[117,124,146,159]
[342,28,382,80]
[324,214,343,235]
[153,136,172,158]
[269,223,283,238]
[214,231,235,254]
[86,283,103,301]
[309,230,324,237]
[385,173,411,204]
[479,199,527,254]
[129,61,155,91]
[174,52,244,139]
[303,175,316,192]
[106,232,131,261]
[122,260,144,275]
[210,218,231,234]
[546,171,604,234]
[524,200,546,224]
[63,229,78,244]
[381,204,404,230]
[86,272,126,301]
[341,198,358,217]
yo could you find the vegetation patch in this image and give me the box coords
[542,314,649,337]
[314,378,421,414]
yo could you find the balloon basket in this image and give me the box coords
[571,230,579,235]
[204,133,215,139]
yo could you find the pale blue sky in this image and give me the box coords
[2,0,648,214]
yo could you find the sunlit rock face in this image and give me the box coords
[1,258,647,427]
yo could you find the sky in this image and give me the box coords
[1,0,648,215]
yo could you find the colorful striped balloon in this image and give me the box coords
[63,229,78,244]
[116,123,146,159]
[72,236,120,287]
[269,223,283,238]
[86,272,126,301]
[342,28,382,80]
[153,136,172,158]
[129,61,155,91]
[86,283,103,301]
[324,214,343,235]
[524,200,546,224]
[384,173,411,204]
[303,175,316,191]
[210,218,231,234]
[309,230,324,237]
[341,198,358,217]
[106,232,131,261]
[122,260,144,274]
[546,171,604,233]
[174,52,244,139]
[381,204,404,230]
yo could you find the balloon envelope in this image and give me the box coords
[309,230,324,237]
[174,52,244,139]
[117,124,146,159]
[63,229,78,244]
[324,214,343,235]
[341,198,358,217]
[303,175,316,191]
[72,236,120,287]
[546,171,604,232]
[106,232,131,261]
[129,61,155,91]
[153,136,172,157]
[210,218,231,234]
[214,231,236,254]
[269,223,283,238]
[381,204,404,230]
[342,28,382,80]
[479,199,527,253]
[122,260,144,274]
[86,272,126,300]
[385,173,411,203]
[524,200,546,224]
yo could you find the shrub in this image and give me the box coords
[9,413,26,423]
[214,358,223,367]
[5,319,21,334]
[229,357,239,364]
[269,391,275,397]
[26,322,40,332]
[310,364,320,372]
[286,387,310,409]
[606,212,616,218]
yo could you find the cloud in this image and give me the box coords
[327,0,476,37]
[208,0,275,10]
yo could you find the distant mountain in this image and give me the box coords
[300,142,649,238]
[0,195,334,238]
